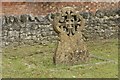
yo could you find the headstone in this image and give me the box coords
[52,7,89,65]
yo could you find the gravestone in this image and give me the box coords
[52,7,89,65]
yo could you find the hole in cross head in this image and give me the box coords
[77,24,81,27]
[72,31,75,35]
[66,27,68,32]
[66,19,69,22]
[65,11,68,14]
[74,15,77,21]
[71,19,74,22]
[70,11,73,14]
[63,26,67,32]
[67,32,70,36]
[63,26,66,29]
[75,25,78,31]
[59,26,61,29]
[64,16,67,19]
[71,25,75,35]
[77,18,81,22]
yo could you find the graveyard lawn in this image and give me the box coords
[2,39,118,78]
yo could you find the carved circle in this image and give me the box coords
[53,7,84,36]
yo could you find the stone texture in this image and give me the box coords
[2,8,119,47]
[52,7,89,65]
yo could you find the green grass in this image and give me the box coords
[2,39,118,78]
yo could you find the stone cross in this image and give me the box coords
[52,7,89,65]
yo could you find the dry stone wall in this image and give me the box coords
[2,15,57,47]
[2,9,120,47]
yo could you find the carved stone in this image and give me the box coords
[52,7,89,65]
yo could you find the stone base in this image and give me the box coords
[53,33,89,65]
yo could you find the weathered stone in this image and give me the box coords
[52,7,89,65]
[2,16,9,26]
[80,12,93,19]
[19,14,29,23]
[95,10,104,18]
[1,8,119,47]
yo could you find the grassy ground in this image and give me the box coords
[2,39,118,78]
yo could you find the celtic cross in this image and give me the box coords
[52,7,89,65]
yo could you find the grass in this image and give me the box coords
[2,39,118,78]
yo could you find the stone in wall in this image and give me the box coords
[2,8,120,47]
